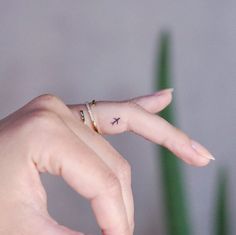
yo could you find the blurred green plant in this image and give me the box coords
[155,32,230,235]
[214,169,230,235]
[155,32,191,235]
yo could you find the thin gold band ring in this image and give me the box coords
[85,100,99,134]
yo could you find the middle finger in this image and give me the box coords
[66,114,135,233]
[45,102,135,233]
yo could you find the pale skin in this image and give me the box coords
[0,89,214,235]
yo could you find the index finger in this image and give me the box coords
[58,132,130,235]
[126,103,215,166]
[69,92,214,166]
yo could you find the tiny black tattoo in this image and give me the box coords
[111,117,120,125]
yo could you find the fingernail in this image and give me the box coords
[153,88,174,96]
[191,140,215,160]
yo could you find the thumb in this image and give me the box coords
[20,211,86,235]
[36,217,85,235]
[49,224,85,235]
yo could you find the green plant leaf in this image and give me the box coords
[155,32,191,235]
[214,168,230,235]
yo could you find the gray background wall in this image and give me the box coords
[0,1,235,235]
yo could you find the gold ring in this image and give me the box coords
[79,110,86,123]
[85,100,100,134]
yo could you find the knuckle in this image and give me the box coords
[124,101,141,131]
[22,109,59,132]
[30,94,62,109]
[35,93,60,103]
[125,100,140,113]
[103,171,121,195]
[164,128,189,150]
[10,109,60,156]
[27,109,56,123]
[117,158,131,182]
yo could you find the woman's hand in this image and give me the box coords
[0,90,214,235]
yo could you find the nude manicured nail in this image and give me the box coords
[153,88,174,96]
[191,140,215,160]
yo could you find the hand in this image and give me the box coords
[0,89,214,235]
